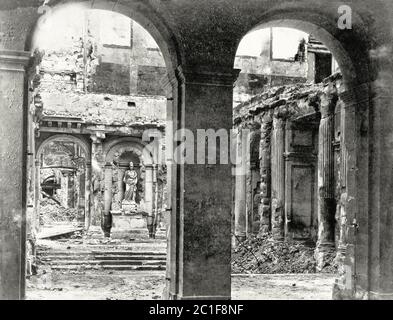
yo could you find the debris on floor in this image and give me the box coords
[40,198,80,224]
[231,233,338,274]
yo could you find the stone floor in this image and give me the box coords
[26,271,336,300]
[26,225,336,300]
[231,273,336,300]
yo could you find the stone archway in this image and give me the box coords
[6,0,180,301]
[232,12,373,298]
[35,134,92,231]
[1,0,392,301]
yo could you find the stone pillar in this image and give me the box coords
[153,164,160,236]
[259,114,272,234]
[90,134,104,226]
[145,164,154,236]
[338,84,369,299]
[367,80,393,299]
[118,168,125,205]
[315,83,338,270]
[62,173,70,208]
[34,159,41,232]
[84,163,91,230]
[102,166,113,237]
[271,117,286,240]
[245,128,254,236]
[161,74,176,300]
[26,113,36,244]
[167,66,240,300]
[233,126,247,244]
[334,96,348,266]
[0,49,31,300]
[110,165,119,210]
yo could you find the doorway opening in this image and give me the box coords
[231,25,345,299]
[25,3,170,300]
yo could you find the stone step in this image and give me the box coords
[40,259,165,266]
[94,255,166,260]
[40,255,166,261]
[49,265,165,271]
[93,251,166,256]
[37,251,166,256]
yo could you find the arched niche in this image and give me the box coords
[101,138,156,223]
[104,137,153,166]
[34,134,92,230]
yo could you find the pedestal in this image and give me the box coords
[110,210,147,238]
[121,200,138,214]
[110,200,147,238]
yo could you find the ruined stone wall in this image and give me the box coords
[32,9,167,127]
[38,90,166,126]
[233,28,309,106]
[84,10,166,96]
[233,73,344,250]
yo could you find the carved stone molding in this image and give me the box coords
[339,82,370,107]
[174,65,241,87]
[0,49,31,72]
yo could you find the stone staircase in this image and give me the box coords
[37,249,167,271]
[36,226,167,271]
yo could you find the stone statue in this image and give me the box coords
[123,161,138,202]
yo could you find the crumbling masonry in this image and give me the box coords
[233,73,348,273]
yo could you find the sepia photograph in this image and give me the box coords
[0,0,392,311]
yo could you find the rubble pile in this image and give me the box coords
[40,199,79,224]
[232,233,337,274]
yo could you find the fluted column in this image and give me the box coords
[259,115,272,234]
[234,126,247,243]
[145,164,155,237]
[118,168,125,205]
[102,165,113,237]
[271,117,286,240]
[153,164,159,237]
[335,96,348,264]
[315,83,338,270]
[34,159,41,232]
[84,163,92,230]
[245,125,255,236]
[90,134,104,226]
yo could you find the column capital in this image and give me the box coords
[339,82,370,107]
[0,49,31,72]
[90,132,106,143]
[272,116,286,129]
[320,83,338,118]
[167,65,240,87]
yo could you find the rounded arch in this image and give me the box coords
[233,8,373,89]
[104,137,153,165]
[36,134,91,162]
[25,0,181,73]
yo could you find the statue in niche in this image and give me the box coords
[123,161,138,203]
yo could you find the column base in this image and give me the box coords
[334,244,347,266]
